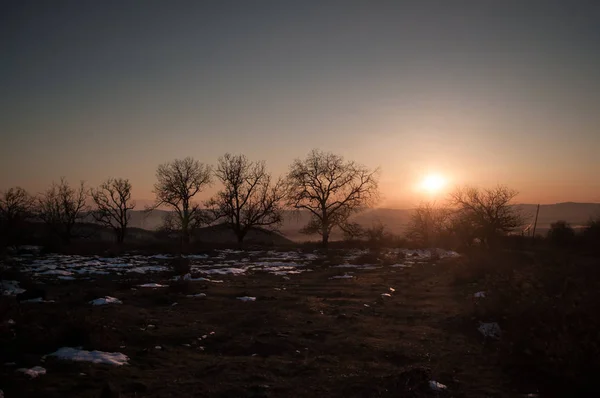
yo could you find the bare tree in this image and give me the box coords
[207,154,285,245]
[37,178,88,244]
[90,178,135,244]
[285,149,380,248]
[449,185,524,247]
[0,187,35,246]
[406,201,451,247]
[150,157,212,247]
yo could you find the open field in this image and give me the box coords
[1,247,596,397]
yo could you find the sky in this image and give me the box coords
[1,0,600,207]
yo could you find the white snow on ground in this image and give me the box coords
[474,291,486,298]
[236,296,256,302]
[48,347,129,365]
[330,273,354,279]
[17,245,43,252]
[1,280,26,295]
[128,266,169,273]
[200,267,248,275]
[186,293,207,298]
[20,298,55,303]
[9,248,460,282]
[138,283,168,288]
[37,270,74,276]
[333,264,379,269]
[429,380,447,391]
[16,366,46,378]
[89,296,122,305]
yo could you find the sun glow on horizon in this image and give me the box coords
[419,174,447,194]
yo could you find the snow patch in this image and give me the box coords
[89,296,122,306]
[1,280,26,295]
[200,267,247,275]
[330,273,354,279]
[37,269,73,276]
[16,366,46,378]
[429,380,447,391]
[474,291,486,298]
[237,296,256,302]
[390,263,411,268]
[138,283,168,288]
[48,347,129,365]
[21,297,55,303]
[128,266,168,274]
[186,293,207,298]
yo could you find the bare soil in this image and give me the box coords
[1,258,517,398]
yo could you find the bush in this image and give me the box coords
[547,220,575,246]
[583,218,600,249]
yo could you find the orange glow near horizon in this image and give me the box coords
[419,174,447,194]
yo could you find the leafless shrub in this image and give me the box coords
[37,178,88,244]
[0,187,35,246]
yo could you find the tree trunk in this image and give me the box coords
[181,230,190,254]
[116,228,125,244]
[322,230,329,249]
[236,232,245,248]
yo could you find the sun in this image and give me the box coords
[420,174,447,194]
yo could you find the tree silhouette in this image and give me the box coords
[406,201,450,247]
[207,154,285,245]
[91,178,135,244]
[449,185,524,247]
[285,149,379,248]
[0,187,35,247]
[37,178,88,244]
[150,157,212,248]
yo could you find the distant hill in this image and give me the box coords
[193,224,293,245]
[127,202,600,242]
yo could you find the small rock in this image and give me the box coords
[478,322,502,339]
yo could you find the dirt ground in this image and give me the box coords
[1,257,520,398]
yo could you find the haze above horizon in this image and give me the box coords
[2,1,599,207]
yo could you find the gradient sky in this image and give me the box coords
[2,0,599,207]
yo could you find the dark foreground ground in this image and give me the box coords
[0,254,553,397]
